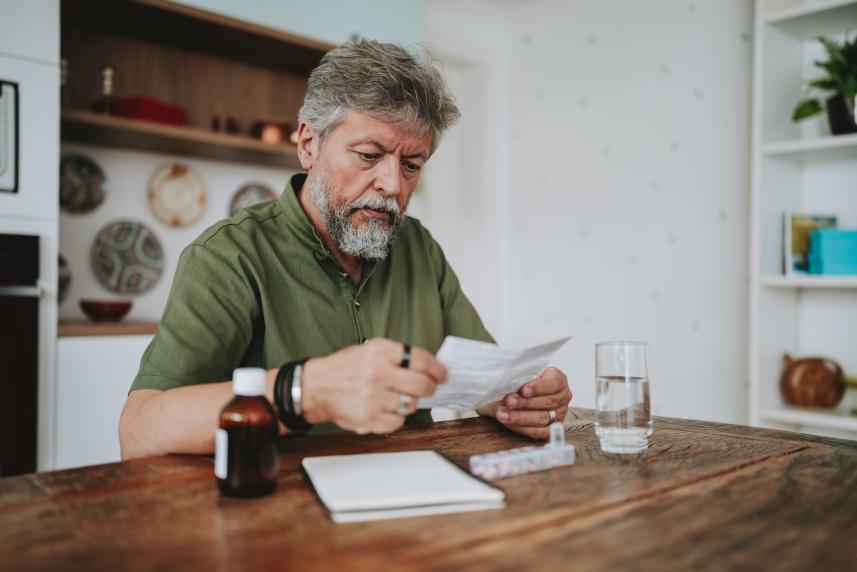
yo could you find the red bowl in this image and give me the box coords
[80,299,133,323]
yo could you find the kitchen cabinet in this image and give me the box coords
[55,334,153,469]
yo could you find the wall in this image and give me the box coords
[174,0,426,45]
[492,0,753,423]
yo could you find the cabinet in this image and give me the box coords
[55,334,153,469]
[750,0,857,439]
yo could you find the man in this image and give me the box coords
[119,40,572,459]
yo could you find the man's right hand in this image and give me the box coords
[301,338,447,434]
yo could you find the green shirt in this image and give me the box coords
[132,173,494,433]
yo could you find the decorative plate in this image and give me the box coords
[90,220,164,295]
[229,182,277,216]
[147,163,206,226]
[58,254,72,303]
[60,155,106,213]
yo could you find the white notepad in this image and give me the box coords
[302,450,506,523]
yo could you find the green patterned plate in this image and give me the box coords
[90,220,164,295]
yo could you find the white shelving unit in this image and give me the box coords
[750,0,857,440]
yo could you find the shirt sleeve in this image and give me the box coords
[130,244,258,392]
[424,226,496,344]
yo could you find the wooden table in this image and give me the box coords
[2,410,856,571]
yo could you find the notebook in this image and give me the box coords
[301,450,506,523]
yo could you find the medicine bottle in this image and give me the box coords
[215,368,279,497]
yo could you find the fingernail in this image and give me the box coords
[507,396,519,407]
[523,387,533,397]
[497,408,509,421]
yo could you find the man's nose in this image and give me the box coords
[373,156,402,197]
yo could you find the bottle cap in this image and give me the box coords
[233,368,266,396]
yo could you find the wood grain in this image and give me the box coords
[1,411,855,571]
[57,321,159,337]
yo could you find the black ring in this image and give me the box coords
[400,343,411,369]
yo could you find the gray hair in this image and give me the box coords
[298,39,460,155]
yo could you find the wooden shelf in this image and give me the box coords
[764,0,857,39]
[761,133,857,161]
[759,405,857,433]
[62,110,301,169]
[58,321,158,337]
[761,275,857,289]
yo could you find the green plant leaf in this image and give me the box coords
[792,98,823,121]
[809,78,838,90]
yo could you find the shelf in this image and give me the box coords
[761,275,857,288]
[761,133,857,161]
[764,0,857,39]
[58,321,159,337]
[61,110,301,169]
[759,405,857,433]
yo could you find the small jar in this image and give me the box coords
[215,368,279,497]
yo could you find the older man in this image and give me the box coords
[119,40,572,459]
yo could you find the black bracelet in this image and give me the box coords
[277,359,313,433]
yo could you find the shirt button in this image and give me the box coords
[340,272,349,279]
[354,299,361,308]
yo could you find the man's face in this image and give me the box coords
[306,111,431,259]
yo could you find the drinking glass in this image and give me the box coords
[595,342,652,454]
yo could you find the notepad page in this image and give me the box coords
[302,450,505,513]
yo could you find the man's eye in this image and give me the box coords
[358,152,380,162]
[403,161,422,173]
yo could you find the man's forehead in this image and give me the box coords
[337,111,431,158]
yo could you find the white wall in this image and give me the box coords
[174,0,426,45]
[427,0,753,424]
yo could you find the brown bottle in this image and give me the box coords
[215,368,279,497]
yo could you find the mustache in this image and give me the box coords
[347,195,401,217]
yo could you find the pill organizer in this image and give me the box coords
[469,422,575,480]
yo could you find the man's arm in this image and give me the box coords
[119,339,448,459]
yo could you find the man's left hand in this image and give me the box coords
[478,367,572,440]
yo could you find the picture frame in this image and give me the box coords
[0,79,19,194]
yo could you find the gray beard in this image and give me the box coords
[306,173,404,260]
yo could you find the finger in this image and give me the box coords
[505,388,571,410]
[407,346,448,384]
[385,368,439,398]
[495,407,554,427]
[505,424,550,440]
[519,367,567,397]
[382,388,419,415]
[369,412,406,434]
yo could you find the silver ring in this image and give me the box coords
[548,409,557,423]
[395,394,413,416]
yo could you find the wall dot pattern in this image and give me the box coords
[503,0,751,424]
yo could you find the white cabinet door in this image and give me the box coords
[0,54,59,222]
[0,0,59,65]
[55,335,152,469]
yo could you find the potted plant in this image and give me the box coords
[792,34,857,135]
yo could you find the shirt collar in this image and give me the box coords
[278,173,332,257]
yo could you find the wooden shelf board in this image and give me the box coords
[62,110,301,169]
[58,321,158,337]
[763,0,857,39]
[759,405,857,432]
[760,275,857,289]
[761,133,857,160]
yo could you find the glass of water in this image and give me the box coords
[595,342,652,454]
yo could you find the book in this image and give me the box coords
[302,450,506,523]
[783,211,837,275]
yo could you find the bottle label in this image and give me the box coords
[215,428,228,479]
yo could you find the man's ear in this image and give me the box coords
[296,122,319,171]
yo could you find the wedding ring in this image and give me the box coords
[395,393,413,416]
[548,409,557,423]
[400,343,411,369]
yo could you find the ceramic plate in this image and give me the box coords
[229,182,277,216]
[58,254,71,303]
[147,163,206,226]
[90,220,164,295]
[60,154,106,213]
